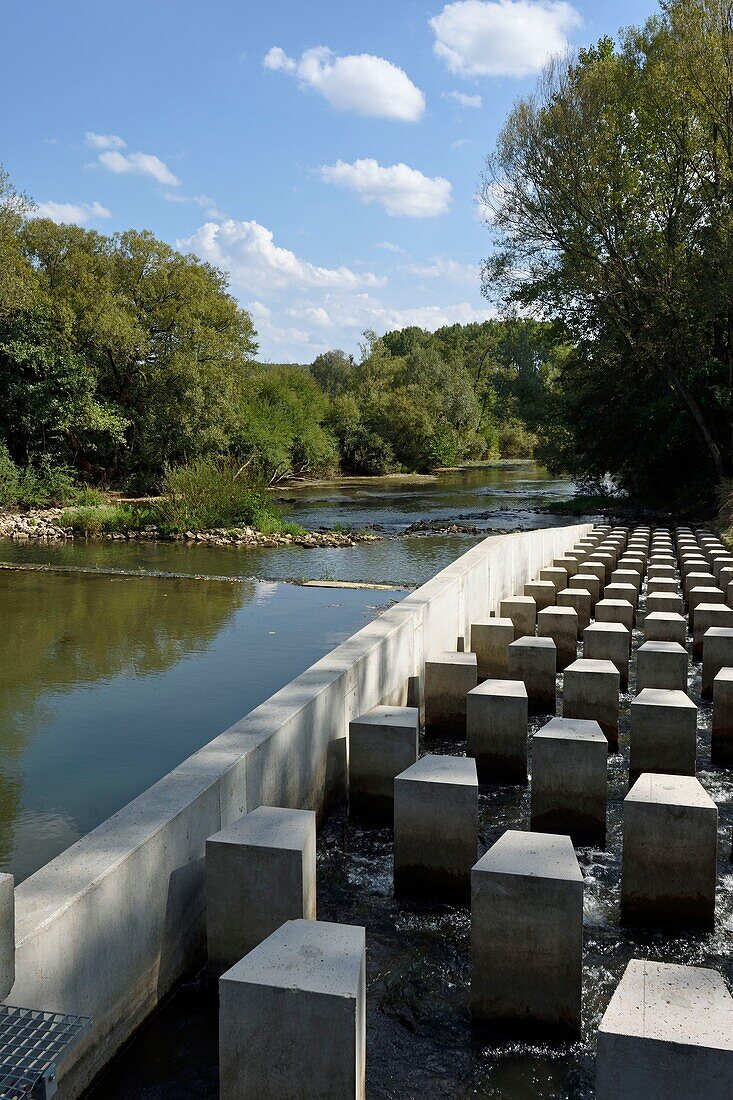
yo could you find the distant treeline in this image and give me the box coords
[0,164,559,493]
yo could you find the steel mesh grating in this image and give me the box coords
[0,1006,90,1098]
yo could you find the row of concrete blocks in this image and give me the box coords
[215,825,730,1099]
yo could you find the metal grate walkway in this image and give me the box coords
[0,1006,90,1098]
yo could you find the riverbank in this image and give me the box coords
[0,508,380,548]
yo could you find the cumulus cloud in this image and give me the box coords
[430,0,581,77]
[403,257,478,282]
[319,159,451,218]
[177,219,383,292]
[35,200,112,225]
[443,90,482,107]
[263,45,425,121]
[98,150,180,186]
[85,131,126,150]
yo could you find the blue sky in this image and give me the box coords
[1,0,659,361]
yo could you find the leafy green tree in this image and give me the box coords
[480,0,733,502]
[310,349,353,397]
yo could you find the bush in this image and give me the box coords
[497,420,537,459]
[0,442,79,507]
[157,458,281,532]
[59,503,153,536]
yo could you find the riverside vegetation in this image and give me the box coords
[3,0,733,541]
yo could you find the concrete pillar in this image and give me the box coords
[524,579,557,612]
[596,959,733,1100]
[595,598,634,635]
[219,919,366,1100]
[718,564,733,596]
[583,622,631,689]
[563,658,620,749]
[648,564,676,581]
[702,627,733,697]
[425,651,477,735]
[683,571,716,603]
[394,754,478,901]
[629,689,697,784]
[471,830,583,1035]
[689,586,725,630]
[621,773,717,930]
[0,874,13,1001]
[646,591,683,616]
[712,667,733,765]
[604,583,638,613]
[647,578,677,597]
[637,640,688,692]
[692,603,733,660]
[499,596,536,640]
[537,605,578,670]
[530,717,607,846]
[349,706,419,823]
[553,555,580,578]
[206,807,316,970]
[557,587,592,632]
[590,552,616,581]
[569,572,601,609]
[729,579,733,609]
[611,568,641,593]
[507,636,557,713]
[467,679,528,782]
[583,560,608,589]
[540,566,568,594]
[470,618,515,680]
[643,610,687,646]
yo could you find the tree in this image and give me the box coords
[479,0,733,504]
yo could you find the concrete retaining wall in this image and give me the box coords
[9,523,591,1096]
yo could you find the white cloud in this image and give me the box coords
[451,138,472,148]
[430,0,581,77]
[85,131,126,150]
[263,45,425,121]
[319,159,451,218]
[35,200,112,225]
[376,241,408,254]
[162,191,227,219]
[177,219,383,292]
[98,150,180,186]
[443,90,482,107]
[403,257,478,282]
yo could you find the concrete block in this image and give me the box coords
[531,717,607,846]
[684,571,716,601]
[629,689,697,784]
[611,568,642,593]
[563,658,620,750]
[219,919,366,1100]
[590,552,616,581]
[207,807,317,970]
[582,560,608,588]
[717,565,733,595]
[540,567,568,594]
[467,679,528,782]
[647,564,676,581]
[712,667,733,765]
[569,572,601,609]
[689,586,725,629]
[692,603,733,660]
[619,556,645,577]
[0,874,13,1001]
[729,578,733,608]
[702,627,733,697]
[470,618,515,680]
[471,830,583,1035]
[557,587,592,632]
[500,596,536,639]
[524,579,557,612]
[538,605,578,670]
[349,706,419,822]
[553,555,580,578]
[596,959,733,1100]
[646,591,683,615]
[646,577,677,596]
[643,611,687,646]
[621,773,717,929]
[394,755,478,901]
[508,636,557,714]
[425,651,477,735]
[603,583,638,612]
[595,598,634,635]
[637,641,688,692]
[583,622,631,689]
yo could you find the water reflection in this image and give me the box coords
[0,571,392,881]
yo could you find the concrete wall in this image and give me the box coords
[9,523,591,1096]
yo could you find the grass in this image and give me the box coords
[59,503,156,536]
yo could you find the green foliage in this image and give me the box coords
[59,503,154,536]
[480,0,733,505]
[156,459,278,533]
[0,441,79,507]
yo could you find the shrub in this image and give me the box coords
[0,443,79,507]
[497,420,537,459]
[59,503,153,536]
[157,459,280,532]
